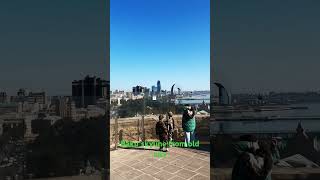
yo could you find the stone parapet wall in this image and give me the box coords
[35,175,101,180]
[110,115,210,146]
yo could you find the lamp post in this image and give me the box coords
[111,106,118,150]
[114,109,119,150]
[141,93,146,144]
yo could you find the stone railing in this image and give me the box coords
[110,115,210,148]
[34,175,101,180]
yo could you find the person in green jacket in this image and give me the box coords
[182,104,196,147]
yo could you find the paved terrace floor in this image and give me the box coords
[110,147,210,180]
[212,168,320,180]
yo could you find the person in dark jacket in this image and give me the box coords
[165,111,175,142]
[232,135,273,180]
[182,104,196,147]
[156,114,168,151]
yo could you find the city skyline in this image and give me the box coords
[111,80,210,92]
[213,0,320,93]
[0,74,109,97]
[110,0,210,91]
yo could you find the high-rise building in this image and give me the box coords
[157,80,161,94]
[152,86,157,93]
[11,88,27,103]
[72,75,108,108]
[28,92,46,105]
[132,86,144,96]
[132,86,149,96]
[0,92,7,103]
[50,96,61,116]
[213,83,231,105]
[50,96,79,120]
[144,88,150,97]
[126,92,133,99]
[59,96,75,119]
[178,88,181,95]
[17,88,26,97]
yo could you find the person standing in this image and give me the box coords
[232,135,273,180]
[270,138,281,164]
[166,111,175,142]
[182,104,196,147]
[156,114,168,152]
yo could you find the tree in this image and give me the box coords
[26,116,108,178]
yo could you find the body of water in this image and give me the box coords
[212,103,320,134]
[214,103,320,119]
[211,119,320,134]
[175,94,210,105]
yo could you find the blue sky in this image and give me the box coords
[110,0,210,91]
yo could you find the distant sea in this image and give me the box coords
[212,103,320,134]
[215,103,320,119]
[175,94,210,105]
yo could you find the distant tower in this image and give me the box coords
[214,83,231,105]
[296,121,304,134]
[171,84,175,96]
[157,80,161,94]
[17,89,26,97]
[151,86,157,95]
[296,121,309,139]
[0,92,7,103]
[72,75,108,108]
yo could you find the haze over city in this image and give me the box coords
[0,0,108,96]
[213,0,320,94]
